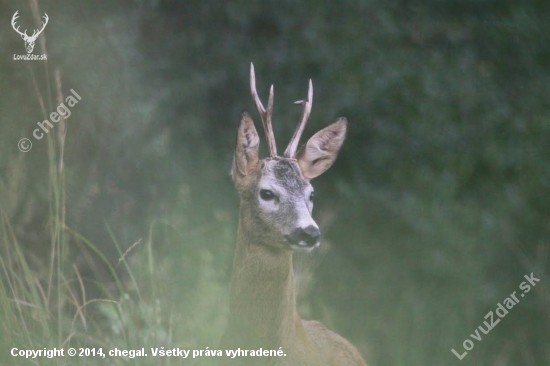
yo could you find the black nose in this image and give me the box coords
[285,226,321,249]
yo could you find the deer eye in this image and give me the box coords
[260,189,275,201]
[309,191,315,201]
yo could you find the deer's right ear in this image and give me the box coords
[232,112,260,180]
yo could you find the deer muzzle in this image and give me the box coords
[285,226,321,252]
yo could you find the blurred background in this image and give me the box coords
[1,0,549,365]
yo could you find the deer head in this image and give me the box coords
[232,63,347,252]
[11,11,49,54]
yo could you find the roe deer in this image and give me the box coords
[220,64,366,366]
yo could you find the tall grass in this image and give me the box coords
[1,5,177,362]
[0,75,226,364]
[0,100,194,366]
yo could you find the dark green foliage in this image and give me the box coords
[0,0,548,365]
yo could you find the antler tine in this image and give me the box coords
[250,63,277,157]
[11,11,19,27]
[33,13,49,38]
[11,11,28,37]
[284,79,313,158]
[40,13,49,30]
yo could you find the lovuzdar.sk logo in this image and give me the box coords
[11,10,48,61]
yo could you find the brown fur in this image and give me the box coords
[220,110,366,365]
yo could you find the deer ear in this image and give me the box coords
[297,118,347,180]
[232,112,260,180]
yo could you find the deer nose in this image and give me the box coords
[285,226,321,251]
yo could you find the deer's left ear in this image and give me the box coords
[297,118,347,180]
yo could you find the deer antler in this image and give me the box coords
[250,63,277,157]
[11,11,28,38]
[284,79,313,158]
[11,11,48,40]
[31,13,49,40]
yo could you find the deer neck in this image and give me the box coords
[226,207,301,348]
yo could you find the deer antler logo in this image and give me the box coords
[11,11,49,54]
